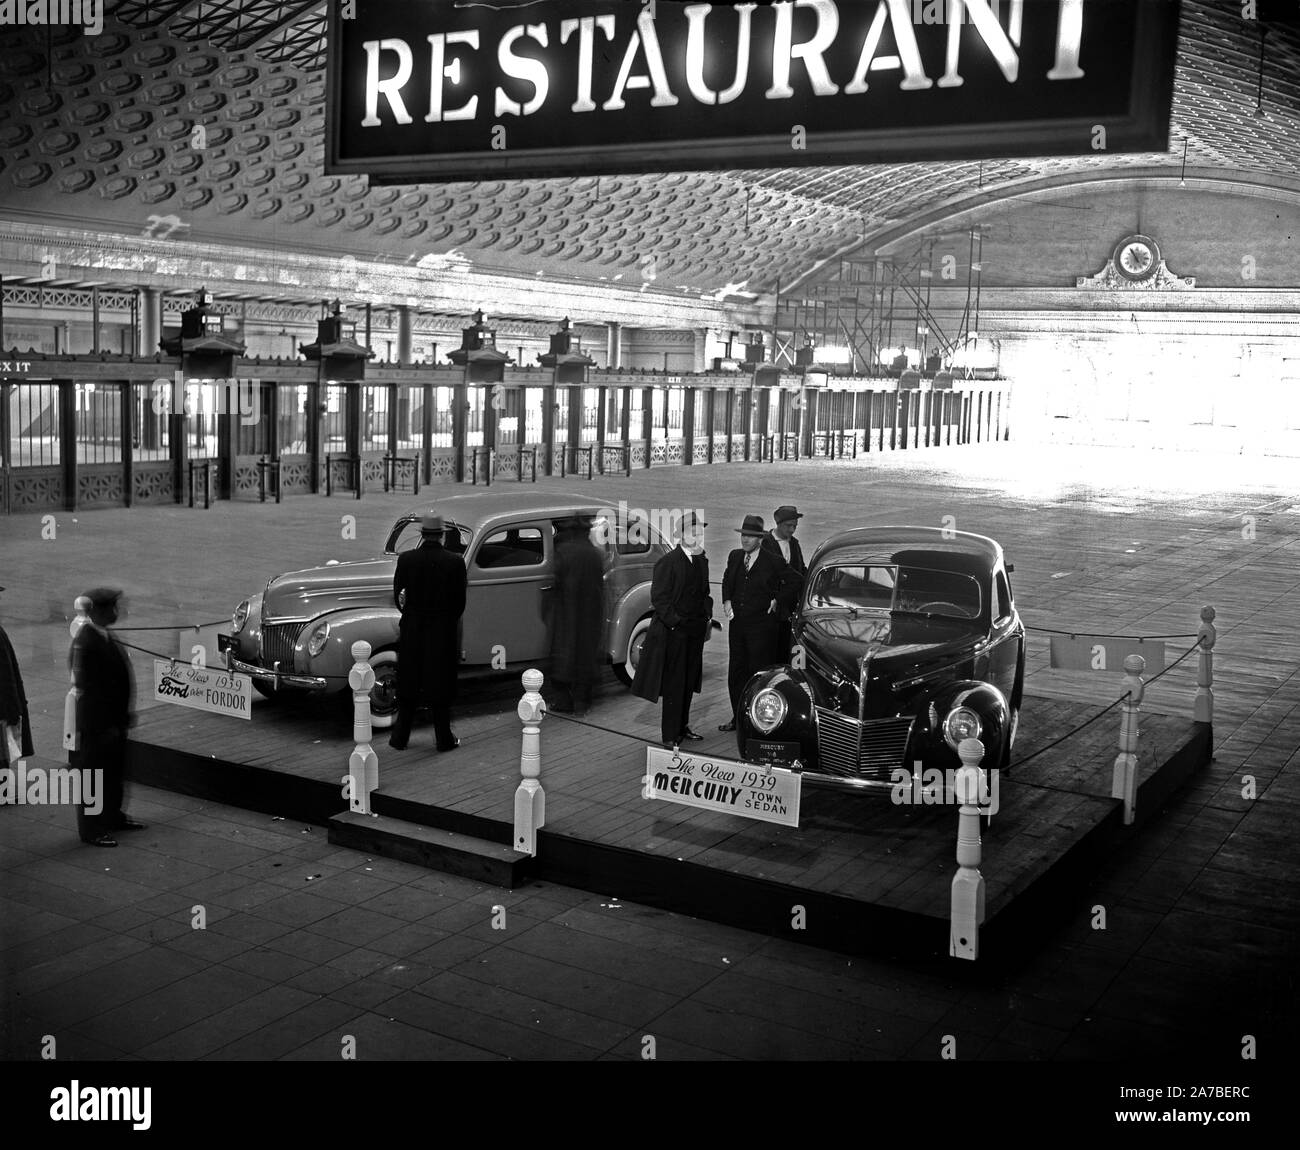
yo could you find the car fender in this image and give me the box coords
[914,679,1011,768]
[299,606,402,682]
[736,667,819,766]
[227,591,264,662]
[606,580,652,663]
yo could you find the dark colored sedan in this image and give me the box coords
[736,526,1024,796]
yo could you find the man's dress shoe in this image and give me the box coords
[118,819,147,831]
[718,720,737,732]
[88,834,117,848]
[679,728,705,741]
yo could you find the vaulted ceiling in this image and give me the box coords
[1,0,1299,306]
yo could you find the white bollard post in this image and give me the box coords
[514,668,547,856]
[63,595,91,756]
[949,737,986,961]
[1194,605,1216,724]
[346,640,378,814]
[1111,654,1145,826]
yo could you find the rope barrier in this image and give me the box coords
[545,708,656,744]
[1007,637,1202,770]
[115,619,230,632]
[1006,694,1126,770]
[1026,625,1197,640]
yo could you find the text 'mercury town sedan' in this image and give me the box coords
[219,491,672,727]
[736,526,1025,794]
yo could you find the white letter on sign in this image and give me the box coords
[1047,0,1086,80]
[425,31,481,123]
[685,3,756,105]
[496,24,550,116]
[604,8,680,110]
[767,0,841,100]
[361,39,413,126]
[939,0,1021,88]
[560,16,617,113]
[844,0,933,94]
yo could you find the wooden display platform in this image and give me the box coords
[125,685,1210,962]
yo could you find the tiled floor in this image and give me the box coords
[2,441,1298,1060]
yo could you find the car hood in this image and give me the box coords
[262,557,397,619]
[798,610,981,685]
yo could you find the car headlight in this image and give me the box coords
[232,600,250,634]
[306,620,331,657]
[750,688,788,735]
[942,706,983,751]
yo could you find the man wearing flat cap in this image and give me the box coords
[631,509,714,748]
[719,516,797,732]
[0,585,36,771]
[390,512,468,752]
[762,506,809,656]
[69,587,142,847]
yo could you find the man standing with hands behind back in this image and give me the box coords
[762,505,808,656]
[632,510,713,749]
[390,513,467,753]
[718,515,794,733]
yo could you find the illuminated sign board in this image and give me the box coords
[326,0,1180,183]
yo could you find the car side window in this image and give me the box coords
[617,512,652,555]
[995,571,1013,621]
[474,526,545,569]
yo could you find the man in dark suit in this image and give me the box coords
[761,505,808,656]
[69,588,143,848]
[0,585,35,770]
[390,513,468,752]
[631,510,713,748]
[546,516,606,716]
[718,515,797,732]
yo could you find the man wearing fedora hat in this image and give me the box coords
[631,509,714,748]
[718,515,797,732]
[69,587,143,847]
[390,512,467,753]
[762,506,809,656]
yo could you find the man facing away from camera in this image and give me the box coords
[546,515,606,717]
[631,510,713,749]
[390,512,467,753]
[69,588,144,847]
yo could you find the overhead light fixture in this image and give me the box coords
[1178,137,1187,187]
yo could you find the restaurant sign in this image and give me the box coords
[326,0,1180,182]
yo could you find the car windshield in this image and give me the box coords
[806,564,982,620]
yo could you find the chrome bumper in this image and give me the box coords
[224,652,328,691]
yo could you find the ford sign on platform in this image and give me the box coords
[326,0,1180,182]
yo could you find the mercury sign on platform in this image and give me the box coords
[326,0,1180,182]
[152,660,252,720]
[644,746,802,826]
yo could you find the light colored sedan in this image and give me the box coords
[221,491,673,727]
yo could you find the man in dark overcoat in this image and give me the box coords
[69,588,143,847]
[718,515,797,732]
[631,510,713,748]
[547,516,606,716]
[761,505,809,656]
[0,585,36,769]
[390,513,468,752]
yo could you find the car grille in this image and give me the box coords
[815,709,914,781]
[260,622,305,670]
